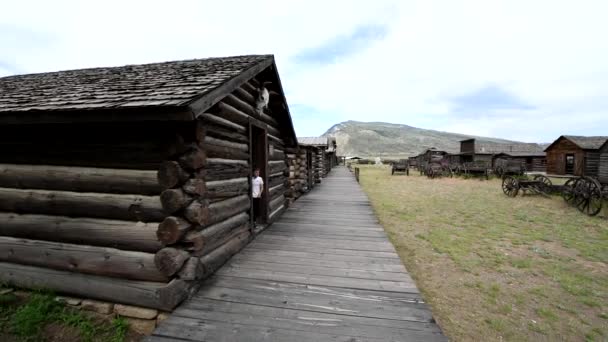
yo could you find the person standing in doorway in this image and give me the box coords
[252,168,264,225]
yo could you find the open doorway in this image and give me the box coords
[250,124,268,228]
[306,149,313,190]
[565,154,575,174]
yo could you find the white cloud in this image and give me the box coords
[1,0,607,141]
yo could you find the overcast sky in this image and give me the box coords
[1,0,607,142]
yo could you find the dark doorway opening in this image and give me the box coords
[250,125,268,228]
[565,154,575,174]
[307,150,313,190]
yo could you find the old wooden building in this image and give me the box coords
[599,140,608,183]
[298,137,330,183]
[544,135,608,176]
[0,55,297,310]
[460,138,546,169]
[492,152,547,173]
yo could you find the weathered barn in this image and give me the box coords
[460,138,546,170]
[0,55,297,310]
[298,137,330,183]
[544,135,608,176]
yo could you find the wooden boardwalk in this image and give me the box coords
[147,167,446,341]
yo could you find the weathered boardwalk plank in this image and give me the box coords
[148,166,446,341]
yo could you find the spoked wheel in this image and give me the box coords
[502,176,519,197]
[533,175,553,193]
[442,167,453,178]
[562,177,578,205]
[575,177,603,216]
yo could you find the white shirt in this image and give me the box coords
[252,176,264,198]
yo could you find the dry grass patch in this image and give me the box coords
[358,166,607,341]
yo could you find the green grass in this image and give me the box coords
[0,290,130,342]
[358,166,608,341]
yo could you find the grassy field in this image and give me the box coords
[0,290,138,342]
[358,166,607,342]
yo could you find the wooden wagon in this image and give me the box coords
[391,159,409,175]
[462,161,490,179]
[494,158,525,177]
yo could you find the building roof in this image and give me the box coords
[474,142,544,154]
[563,136,608,150]
[0,55,271,114]
[494,151,546,157]
[298,137,328,147]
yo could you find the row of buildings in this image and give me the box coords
[0,55,337,311]
[414,136,608,176]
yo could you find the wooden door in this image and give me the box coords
[565,154,575,174]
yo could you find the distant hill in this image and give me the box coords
[322,121,537,158]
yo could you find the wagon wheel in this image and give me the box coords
[533,175,553,194]
[502,176,519,197]
[576,177,603,216]
[562,177,578,205]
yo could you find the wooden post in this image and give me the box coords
[355,167,360,183]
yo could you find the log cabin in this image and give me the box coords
[544,135,608,176]
[298,137,330,183]
[0,55,297,310]
[599,140,608,184]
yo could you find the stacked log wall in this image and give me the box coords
[0,121,200,310]
[0,76,292,310]
[285,148,309,206]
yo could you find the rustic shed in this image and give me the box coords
[0,55,296,310]
[544,136,608,176]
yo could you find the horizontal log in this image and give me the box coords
[184,199,210,225]
[269,149,285,161]
[269,204,286,223]
[204,123,249,144]
[158,161,189,190]
[0,143,171,170]
[197,113,247,134]
[157,216,193,245]
[177,257,204,281]
[0,237,168,282]
[0,262,189,310]
[0,213,161,252]
[204,136,248,152]
[199,230,251,278]
[241,81,259,99]
[182,179,207,197]
[269,160,287,174]
[269,175,287,188]
[223,93,256,117]
[204,158,249,181]
[216,101,249,126]
[160,188,193,214]
[154,247,190,277]
[178,146,206,171]
[269,195,285,214]
[0,164,161,195]
[206,178,249,199]
[233,87,255,105]
[268,184,285,198]
[204,143,249,160]
[0,187,164,222]
[186,212,250,255]
[206,194,250,226]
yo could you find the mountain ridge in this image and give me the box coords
[321,120,544,158]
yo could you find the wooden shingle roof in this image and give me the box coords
[0,55,272,114]
[298,137,328,147]
[562,135,608,150]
